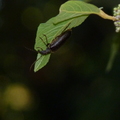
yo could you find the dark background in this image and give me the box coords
[0,0,120,120]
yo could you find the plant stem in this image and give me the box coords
[98,10,116,21]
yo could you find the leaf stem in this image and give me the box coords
[98,10,116,21]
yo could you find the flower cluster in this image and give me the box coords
[113,4,120,32]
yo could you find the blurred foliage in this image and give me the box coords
[0,0,120,120]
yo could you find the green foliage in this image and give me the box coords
[34,1,100,72]
[106,43,119,72]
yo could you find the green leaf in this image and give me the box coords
[34,19,72,72]
[53,1,100,24]
[34,53,50,72]
[34,1,100,72]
